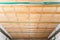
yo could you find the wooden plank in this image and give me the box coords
[5,28,53,33]
[10,33,49,38]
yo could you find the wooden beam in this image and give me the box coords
[0,12,60,14]
[0,22,60,23]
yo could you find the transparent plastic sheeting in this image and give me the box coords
[0,2,59,4]
[48,24,60,38]
[0,24,11,38]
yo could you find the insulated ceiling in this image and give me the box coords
[0,0,60,39]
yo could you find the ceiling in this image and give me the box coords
[0,0,60,40]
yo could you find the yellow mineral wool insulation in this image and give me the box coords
[5,13,17,22]
[52,14,60,22]
[43,7,56,12]
[0,13,60,22]
[0,13,8,21]
[0,5,60,13]
[17,14,29,22]
[56,7,60,12]
[30,6,42,12]
[29,14,40,22]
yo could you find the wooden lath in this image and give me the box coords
[10,32,49,39]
